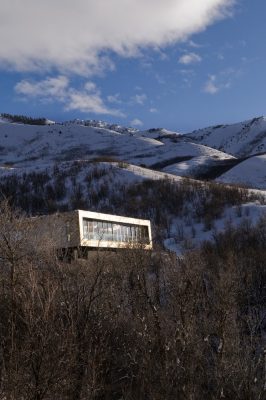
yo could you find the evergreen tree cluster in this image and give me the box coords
[1,113,47,125]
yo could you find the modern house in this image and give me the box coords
[31,209,152,258]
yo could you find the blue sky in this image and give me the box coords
[0,0,265,132]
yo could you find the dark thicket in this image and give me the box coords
[0,201,265,399]
[0,164,260,232]
[1,113,47,125]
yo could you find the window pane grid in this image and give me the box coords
[83,218,149,243]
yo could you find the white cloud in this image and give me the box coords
[187,40,203,48]
[179,69,195,76]
[181,77,193,88]
[15,76,69,100]
[217,53,225,60]
[66,90,124,116]
[179,52,202,65]
[203,73,231,94]
[204,75,219,94]
[130,118,143,127]
[149,108,158,113]
[0,0,234,74]
[132,94,147,105]
[155,74,166,85]
[107,93,122,104]
[15,77,124,116]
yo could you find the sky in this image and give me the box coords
[0,0,265,132]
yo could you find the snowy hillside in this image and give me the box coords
[0,121,161,167]
[0,120,233,179]
[0,114,265,257]
[217,154,266,189]
[187,116,266,157]
[0,113,265,191]
[0,158,264,256]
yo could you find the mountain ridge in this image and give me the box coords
[186,116,266,157]
[0,113,265,189]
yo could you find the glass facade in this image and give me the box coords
[83,218,149,244]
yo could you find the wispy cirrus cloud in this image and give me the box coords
[178,52,202,65]
[132,94,148,105]
[203,73,231,94]
[204,75,220,94]
[187,40,204,48]
[1,0,235,75]
[107,93,122,104]
[130,118,143,127]
[15,76,124,116]
[203,66,242,94]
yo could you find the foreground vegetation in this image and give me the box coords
[0,202,265,399]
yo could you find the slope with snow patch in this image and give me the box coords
[0,121,163,167]
[187,116,266,157]
[165,202,266,255]
[1,157,265,249]
[0,120,234,179]
[217,154,266,189]
[1,115,266,190]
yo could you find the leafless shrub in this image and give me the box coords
[0,203,265,399]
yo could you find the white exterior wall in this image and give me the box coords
[30,210,152,251]
[77,210,152,250]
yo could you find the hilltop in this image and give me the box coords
[0,113,265,255]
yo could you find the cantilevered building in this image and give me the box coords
[31,210,152,257]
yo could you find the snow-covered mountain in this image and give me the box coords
[217,154,266,189]
[186,116,266,157]
[0,113,266,190]
[0,113,265,256]
[0,119,233,179]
